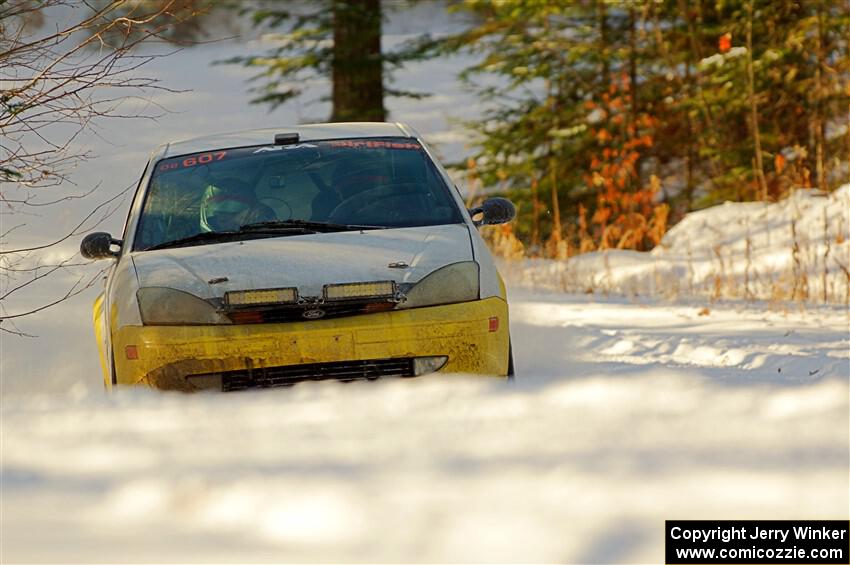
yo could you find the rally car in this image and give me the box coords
[81,122,515,391]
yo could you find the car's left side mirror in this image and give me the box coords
[80,232,122,260]
[469,197,516,227]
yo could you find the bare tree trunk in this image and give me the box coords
[814,0,827,191]
[549,157,562,245]
[628,5,642,190]
[598,2,609,84]
[746,0,769,200]
[628,6,639,119]
[543,40,563,250]
[847,0,850,176]
[331,0,385,122]
[531,176,540,249]
[651,1,696,210]
[823,206,831,302]
[677,0,723,191]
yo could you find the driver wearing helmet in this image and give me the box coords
[199,178,275,232]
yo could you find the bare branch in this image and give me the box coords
[0,0,206,325]
[0,322,38,338]
[0,265,107,320]
[0,181,131,254]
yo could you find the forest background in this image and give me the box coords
[2,0,849,328]
[218,0,850,258]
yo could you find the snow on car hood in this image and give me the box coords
[130,224,473,299]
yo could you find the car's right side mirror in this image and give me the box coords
[80,232,122,260]
[469,197,516,227]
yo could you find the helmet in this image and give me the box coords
[199,179,261,232]
[331,155,389,198]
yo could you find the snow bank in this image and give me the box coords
[502,185,850,303]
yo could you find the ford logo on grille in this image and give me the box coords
[302,308,326,320]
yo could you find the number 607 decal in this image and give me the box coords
[158,151,227,172]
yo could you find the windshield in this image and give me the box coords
[133,137,463,250]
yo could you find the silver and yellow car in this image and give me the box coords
[81,122,515,391]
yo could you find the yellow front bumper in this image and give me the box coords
[109,297,509,390]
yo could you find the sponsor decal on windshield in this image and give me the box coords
[252,143,318,153]
[327,140,421,150]
[154,139,421,175]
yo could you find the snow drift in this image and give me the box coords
[502,185,850,303]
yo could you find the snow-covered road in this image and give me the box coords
[2,290,847,563]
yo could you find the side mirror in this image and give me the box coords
[80,232,122,260]
[469,197,516,226]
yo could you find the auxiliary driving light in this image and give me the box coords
[323,281,397,301]
[224,287,298,308]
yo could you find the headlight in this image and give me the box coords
[397,261,480,310]
[137,287,231,325]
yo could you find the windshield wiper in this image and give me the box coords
[143,226,314,251]
[143,220,385,251]
[239,219,387,233]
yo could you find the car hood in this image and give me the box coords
[130,224,474,299]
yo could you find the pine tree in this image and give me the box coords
[441,0,849,254]
[219,0,432,121]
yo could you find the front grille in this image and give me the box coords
[214,357,416,391]
[226,301,396,324]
